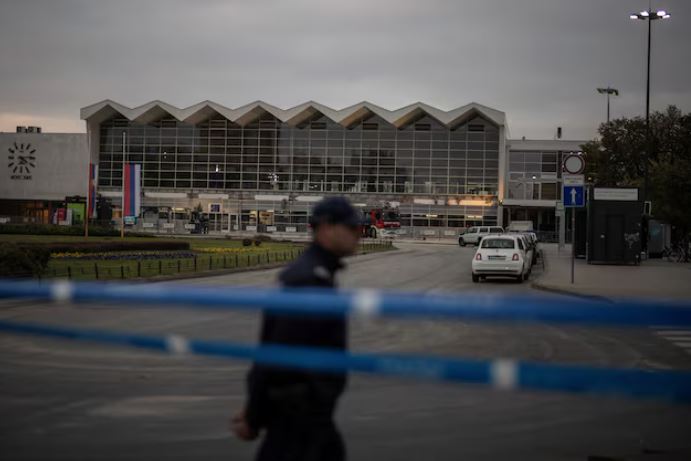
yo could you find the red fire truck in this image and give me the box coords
[360,205,401,238]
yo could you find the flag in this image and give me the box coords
[122,163,141,217]
[87,163,98,218]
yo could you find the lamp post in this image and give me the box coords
[629,6,670,217]
[596,87,619,123]
[629,8,670,127]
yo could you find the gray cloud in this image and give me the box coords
[1,0,689,139]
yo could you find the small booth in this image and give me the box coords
[587,187,643,265]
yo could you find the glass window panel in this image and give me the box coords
[524,152,541,162]
[542,182,557,200]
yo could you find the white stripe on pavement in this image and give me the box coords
[652,328,691,355]
[654,330,691,337]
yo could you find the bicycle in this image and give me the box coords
[663,240,690,263]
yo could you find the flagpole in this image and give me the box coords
[85,125,91,238]
[85,162,90,238]
[121,131,126,239]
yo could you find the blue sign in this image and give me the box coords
[563,185,585,207]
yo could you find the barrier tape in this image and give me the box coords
[1,318,690,403]
[1,280,691,327]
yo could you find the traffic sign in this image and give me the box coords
[563,154,585,174]
[563,185,585,207]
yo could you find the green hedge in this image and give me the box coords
[21,240,190,254]
[0,223,152,237]
[0,243,51,277]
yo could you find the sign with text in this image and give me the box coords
[563,174,585,186]
[593,188,638,201]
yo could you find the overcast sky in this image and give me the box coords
[1,0,689,139]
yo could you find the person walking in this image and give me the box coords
[232,196,362,461]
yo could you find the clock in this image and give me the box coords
[8,142,36,174]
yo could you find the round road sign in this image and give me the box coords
[563,154,585,174]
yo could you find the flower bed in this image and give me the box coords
[195,247,264,254]
[51,250,197,261]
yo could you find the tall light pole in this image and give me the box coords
[629,6,670,218]
[629,8,671,127]
[596,87,619,123]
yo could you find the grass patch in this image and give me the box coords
[1,234,393,281]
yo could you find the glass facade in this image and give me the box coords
[507,150,564,201]
[97,111,500,197]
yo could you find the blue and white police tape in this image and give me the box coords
[1,279,691,327]
[1,318,690,403]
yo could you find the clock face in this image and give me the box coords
[8,142,36,174]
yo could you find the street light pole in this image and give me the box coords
[646,14,652,126]
[596,87,619,123]
[629,7,670,204]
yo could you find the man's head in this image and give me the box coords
[309,197,362,257]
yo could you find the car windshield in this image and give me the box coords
[481,238,515,249]
[384,211,399,221]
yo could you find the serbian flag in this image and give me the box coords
[87,163,98,218]
[122,163,141,217]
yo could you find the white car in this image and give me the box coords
[506,231,537,266]
[471,235,530,283]
[459,226,504,246]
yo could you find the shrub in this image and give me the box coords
[19,240,190,254]
[242,238,253,247]
[253,239,262,246]
[0,224,153,238]
[0,243,51,277]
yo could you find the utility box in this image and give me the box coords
[587,187,643,265]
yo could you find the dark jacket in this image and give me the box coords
[245,243,347,431]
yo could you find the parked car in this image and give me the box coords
[459,226,504,246]
[517,234,536,268]
[507,230,538,265]
[471,234,531,283]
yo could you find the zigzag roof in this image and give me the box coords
[81,100,506,129]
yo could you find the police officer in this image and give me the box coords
[232,196,362,461]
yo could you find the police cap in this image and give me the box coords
[309,196,361,228]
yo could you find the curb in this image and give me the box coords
[144,261,289,283]
[139,246,398,283]
[529,249,614,303]
[530,280,614,303]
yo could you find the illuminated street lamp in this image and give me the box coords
[629,8,670,126]
[629,7,670,208]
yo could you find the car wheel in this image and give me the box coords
[459,238,466,247]
[523,270,529,281]
[516,273,524,283]
[369,228,377,238]
[472,274,479,283]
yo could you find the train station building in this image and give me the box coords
[1,99,587,236]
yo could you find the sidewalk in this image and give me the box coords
[532,243,691,300]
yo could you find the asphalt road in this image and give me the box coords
[1,242,690,461]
